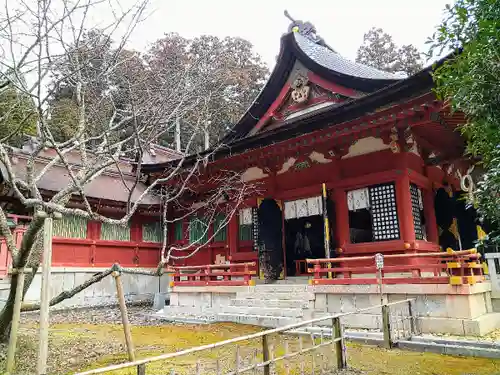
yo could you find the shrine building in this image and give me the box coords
[0,139,173,307]
[144,18,479,278]
[149,17,500,336]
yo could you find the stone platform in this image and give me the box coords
[0,267,170,310]
[158,282,500,336]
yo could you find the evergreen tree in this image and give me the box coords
[356,27,423,76]
[430,0,500,249]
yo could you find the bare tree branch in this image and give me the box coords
[0,0,262,336]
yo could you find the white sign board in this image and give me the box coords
[375,253,384,270]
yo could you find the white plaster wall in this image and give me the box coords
[342,136,390,159]
[241,167,269,182]
[0,267,170,310]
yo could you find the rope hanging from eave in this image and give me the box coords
[457,165,475,203]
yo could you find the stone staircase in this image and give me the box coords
[217,285,316,327]
[156,284,319,327]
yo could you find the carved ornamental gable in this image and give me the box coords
[265,83,348,131]
[290,74,310,104]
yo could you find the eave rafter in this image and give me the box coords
[215,93,444,171]
[152,93,467,184]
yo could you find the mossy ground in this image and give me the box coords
[3,323,499,375]
[1,307,499,375]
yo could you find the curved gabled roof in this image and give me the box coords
[223,29,402,143]
[140,50,455,175]
[293,33,400,81]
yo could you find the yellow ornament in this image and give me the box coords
[292,26,299,33]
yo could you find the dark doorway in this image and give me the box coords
[257,198,284,281]
[434,187,459,250]
[285,215,325,276]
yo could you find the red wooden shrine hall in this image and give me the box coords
[142,19,480,285]
[0,143,181,273]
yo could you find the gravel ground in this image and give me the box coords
[13,305,366,375]
[3,305,164,374]
[20,304,159,326]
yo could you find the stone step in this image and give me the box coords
[220,305,304,318]
[230,298,312,309]
[0,279,10,290]
[217,313,296,328]
[253,285,311,293]
[152,313,216,325]
[154,308,217,324]
[237,292,315,301]
[159,305,204,315]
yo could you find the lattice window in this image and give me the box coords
[100,222,131,241]
[370,183,400,241]
[410,184,426,240]
[239,225,253,241]
[142,222,163,243]
[213,214,227,242]
[52,215,88,239]
[189,217,208,244]
[174,221,183,241]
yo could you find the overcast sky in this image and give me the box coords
[125,0,452,69]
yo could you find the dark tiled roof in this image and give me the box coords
[293,33,401,81]
[0,144,169,205]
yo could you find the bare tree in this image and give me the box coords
[0,0,257,339]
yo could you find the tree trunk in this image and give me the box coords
[204,128,210,150]
[0,268,38,341]
[0,222,44,341]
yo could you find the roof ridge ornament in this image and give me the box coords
[284,10,335,52]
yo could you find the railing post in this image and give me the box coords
[382,304,392,349]
[332,317,346,369]
[38,217,54,375]
[408,300,416,335]
[235,345,240,374]
[137,364,146,375]
[262,334,270,375]
[6,269,26,375]
[313,263,321,280]
[486,255,499,292]
[205,266,211,284]
[112,269,136,361]
[243,264,250,284]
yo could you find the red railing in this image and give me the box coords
[169,262,256,287]
[307,249,485,285]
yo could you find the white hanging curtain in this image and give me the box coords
[284,201,297,220]
[284,196,322,219]
[347,188,370,211]
[239,208,253,225]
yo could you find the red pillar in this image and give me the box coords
[333,188,349,254]
[396,174,416,245]
[228,214,238,261]
[396,174,420,273]
[130,221,142,242]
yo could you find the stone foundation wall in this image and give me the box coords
[311,283,498,336]
[169,291,237,311]
[166,283,500,336]
[0,267,170,310]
